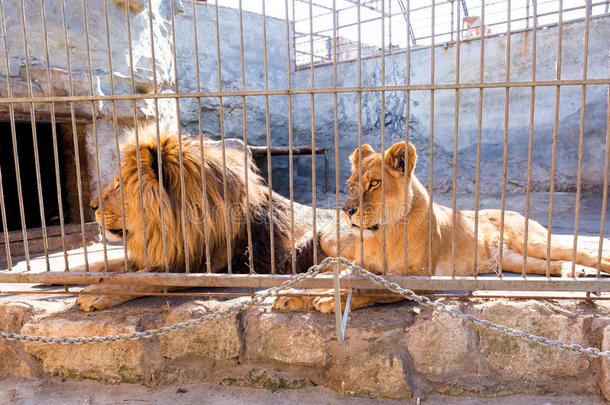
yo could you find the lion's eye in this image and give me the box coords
[368,180,380,190]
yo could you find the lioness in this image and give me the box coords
[275,141,610,312]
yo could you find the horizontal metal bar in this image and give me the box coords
[1,271,610,292]
[0,78,609,104]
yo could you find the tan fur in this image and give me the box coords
[275,141,610,313]
[78,126,307,311]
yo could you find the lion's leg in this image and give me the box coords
[501,248,583,277]
[76,269,180,311]
[69,257,127,273]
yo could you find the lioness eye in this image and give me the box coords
[368,180,380,190]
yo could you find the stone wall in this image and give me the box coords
[290,16,610,198]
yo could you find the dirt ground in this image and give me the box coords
[0,377,606,405]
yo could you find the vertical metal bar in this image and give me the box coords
[428,0,435,276]
[236,0,254,274]
[18,0,50,271]
[598,80,610,277]
[101,0,139,272]
[261,0,276,274]
[546,0,563,277]
[169,0,191,273]
[357,0,364,266]
[451,0,461,277]
[571,0,591,277]
[145,0,170,273]
[39,0,69,271]
[473,0,485,277]
[285,0,296,273]
[333,263,343,344]
[332,0,341,259]
[59,0,89,271]
[451,0,455,42]
[498,0,512,277]
[81,0,110,273]
[309,0,318,264]
[526,0,530,29]
[214,0,234,273]
[0,164,9,269]
[522,0,537,277]
[403,0,411,276]
[381,0,387,275]
[0,0,30,271]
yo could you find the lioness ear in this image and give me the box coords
[384,141,417,177]
[349,144,375,171]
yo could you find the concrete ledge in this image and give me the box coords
[2,291,610,400]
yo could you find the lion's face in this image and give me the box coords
[90,174,129,243]
[342,141,417,233]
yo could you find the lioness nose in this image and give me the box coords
[343,206,357,218]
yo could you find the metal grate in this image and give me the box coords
[0,0,609,300]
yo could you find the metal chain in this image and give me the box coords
[0,265,321,345]
[1,256,610,360]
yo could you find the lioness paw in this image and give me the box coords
[76,293,124,312]
[560,263,586,278]
[312,296,343,314]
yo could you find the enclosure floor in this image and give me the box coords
[0,377,606,405]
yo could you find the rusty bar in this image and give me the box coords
[214,0,234,273]
[451,0,461,277]
[1,79,610,104]
[332,0,341,259]
[100,0,133,273]
[39,0,70,270]
[403,0,411,276]
[357,0,364,266]
[473,0,486,277]
[146,0,170,273]
[18,0,50,271]
[546,0,563,277]
[58,0,89,271]
[261,0,276,274]
[598,74,610,276]
[381,0,387,275]
[235,0,255,274]
[2,270,610,292]
[0,0,31,270]
[571,0,591,277]
[522,0,538,277]
[285,0,296,274]
[81,0,110,272]
[309,0,318,264]
[168,0,191,273]
[497,0,512,277]
[428,0,435,276]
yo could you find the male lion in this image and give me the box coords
[78,127,313,311]
[275,141,610,313]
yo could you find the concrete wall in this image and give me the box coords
[290,16,610,197]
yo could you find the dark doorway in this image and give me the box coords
[0,122,67,232]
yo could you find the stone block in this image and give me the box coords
[159,302,242,360]
[244,309,327,367]
[22,315,146,383]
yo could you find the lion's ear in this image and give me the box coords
[349,144,375,171]
[384,141,417,177]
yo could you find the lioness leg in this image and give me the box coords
[523,237,610,272]
[500,248,583,277]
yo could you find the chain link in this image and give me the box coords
[1,257,610,359]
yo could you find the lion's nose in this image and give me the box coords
[90,197,99,212]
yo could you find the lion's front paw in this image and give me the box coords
[76,285,135,311]
[272,289,315,311]
[312,296,344,314]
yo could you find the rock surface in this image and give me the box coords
[2,288,610,400]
